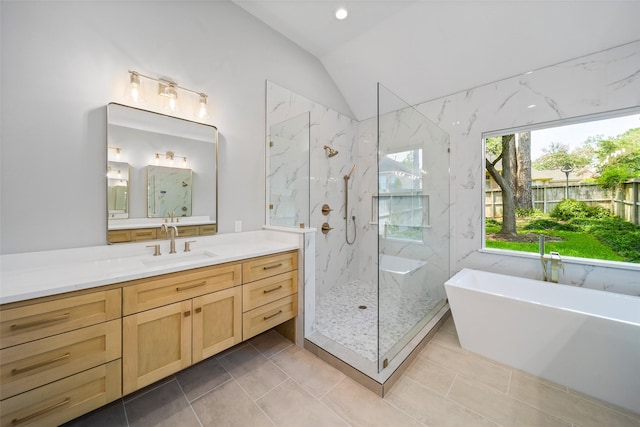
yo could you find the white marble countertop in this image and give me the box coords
[0,230,300,305]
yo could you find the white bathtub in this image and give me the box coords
[445,268,640,413]
[379,254,427,295]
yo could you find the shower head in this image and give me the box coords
[323,145,339,158]
[344,164,356,180]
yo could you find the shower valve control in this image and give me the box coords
[321,223,333,234]
[321,204,333,216]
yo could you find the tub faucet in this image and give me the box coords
[161,224,179,254]
[541,251,564,283]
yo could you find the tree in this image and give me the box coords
[486,135,518,236]
[595,128,640,189]
[532,141,594,173]
[515,132,532,210]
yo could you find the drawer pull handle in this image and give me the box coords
[263,285,283,294]
[195,307,202,314]
[262,263,283,270]
[11,352,71,375]
[263,310,283,320]
[10,313,70,330]
[11,397,70,425]
[176,281,206,291]
[184,311,191,317]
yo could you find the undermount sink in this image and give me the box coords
[141,250,218,267]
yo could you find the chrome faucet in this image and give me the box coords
[161,224,179,254]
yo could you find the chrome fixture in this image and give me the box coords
[344,164,357,245]
[161,223,179,254]
[321,223,333,234]
[321,204,333,216]
[540,236,563,283]
[323,145,339,157]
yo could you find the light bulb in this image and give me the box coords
[198,94,208,119]
[169,96,176,111]
[129,72,141,102]
[116,148,121,160]
[155,154,160,165]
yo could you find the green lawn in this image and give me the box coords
[485,220,633,262]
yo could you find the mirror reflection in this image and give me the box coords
[147,166,193,218]
[107,161,130,218]
[107,103,218,243]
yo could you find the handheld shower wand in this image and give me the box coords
[344,164,357,245]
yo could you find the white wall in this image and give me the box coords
[0,1,352,254]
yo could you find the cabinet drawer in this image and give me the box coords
[243,294,297,340]
[0,289,122,349]
[1,319,121,400]
[107,230,131,243]
[131,228,157,241]
[123,263,242,315]
[243,271,297,312]
[176,225,199,237]
[242,251,298,283]
[0,359,121,427]
[199,224,217,235]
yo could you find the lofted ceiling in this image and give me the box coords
[234,1,640,121]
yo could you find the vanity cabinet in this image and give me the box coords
[0,289,122,427]
[122,262,243,394]
[242,252,298,340]
[108,224,217,244]
[0,247,298,425]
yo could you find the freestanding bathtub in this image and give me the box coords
[445,268,640,413]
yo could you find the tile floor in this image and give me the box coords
[64,318,640,427]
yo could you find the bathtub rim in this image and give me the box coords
[446,268,640,326]
[479,247,640,272]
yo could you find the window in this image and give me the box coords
[483,108,640,264]
[377,149,429,242]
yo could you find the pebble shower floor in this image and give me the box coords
[314,279,441,362]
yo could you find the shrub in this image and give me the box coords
[515,208,544,218]
[550,199,611,221]
[522,219,580,232]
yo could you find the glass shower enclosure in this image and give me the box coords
[376,83,450,372]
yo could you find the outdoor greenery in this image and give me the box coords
[486,199,640,263]
[485,116,640,265]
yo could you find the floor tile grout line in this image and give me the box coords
[173,376,204,427]
[232,374,279,426]
[316,373,346,401]
[185,376,235,404]
[122,376,176,404]
[288,374,355,427]
[388,375,492,427]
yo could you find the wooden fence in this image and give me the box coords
[485,179,640,225]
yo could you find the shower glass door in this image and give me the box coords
[377,83,450,372]
[268,112,310,228]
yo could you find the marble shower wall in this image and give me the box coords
[266,82,360,298]
[414,40,640,296]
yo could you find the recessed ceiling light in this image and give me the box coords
[527,104,537,109]
[335,7,348,20]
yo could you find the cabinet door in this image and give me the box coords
[192,287,242,363]
[123,301,191,395]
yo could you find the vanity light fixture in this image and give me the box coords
[127,70,208,119]
[154,151,187,167]
[108,146,122,160]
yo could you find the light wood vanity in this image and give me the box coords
[0,249,298,427]
[108,224,217,244]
